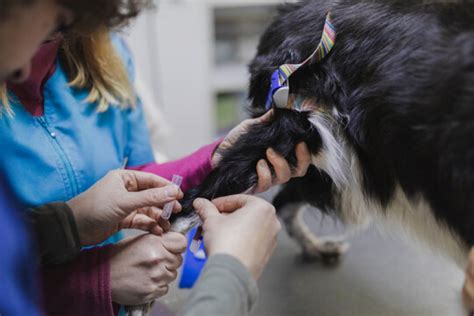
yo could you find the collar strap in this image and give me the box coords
[265,13,336,111]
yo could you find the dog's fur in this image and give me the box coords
[169,0,474,270]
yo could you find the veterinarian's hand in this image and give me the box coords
[463,248,474,312]
[213,110,311,193]
[193,195,281,280]
[67,170,183,246]
[109,232,187,305]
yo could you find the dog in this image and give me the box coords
[127,1,474,314]
[171,0,474,266]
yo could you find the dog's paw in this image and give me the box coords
[301,238,349,265]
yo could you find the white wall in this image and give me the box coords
[123,0,286,159]
[123,1,215,160]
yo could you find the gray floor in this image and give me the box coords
[152,205,466,316]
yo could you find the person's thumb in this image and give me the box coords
[120,185,179,215]
[256,108,274,123]
[193,198,219,222]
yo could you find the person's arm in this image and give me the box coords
[130,111,311,195]
[26,202,81,265]
[180,195,281,316]
[129,140,221,193]
[181,254,258,316]
[40,232,187,316]
[40,246,119,316]
[27,170,183,265]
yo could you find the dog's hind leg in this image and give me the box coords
[274,166,349,264]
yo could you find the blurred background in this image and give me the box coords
[124,0,289,160]
[122,1,466,315]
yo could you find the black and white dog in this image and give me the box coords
[169,0,474,271]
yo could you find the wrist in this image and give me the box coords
[66,197,87,245]
[208,249,259,280]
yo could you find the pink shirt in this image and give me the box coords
[128,140,220,193]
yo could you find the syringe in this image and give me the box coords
[161,174,183,220]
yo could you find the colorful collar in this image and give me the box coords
[265,13,336,111]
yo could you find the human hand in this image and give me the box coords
[212,110,311,193]
[193,195,281,280]
[66,170,183,246]
[110,233,187,305]
[463,248,474,313]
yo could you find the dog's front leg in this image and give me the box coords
[279,202,349,264]
[275,167,349,264]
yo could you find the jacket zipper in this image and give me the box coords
[37,117,80,198]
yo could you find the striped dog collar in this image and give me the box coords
[265,13,336,112]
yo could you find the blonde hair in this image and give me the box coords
[0,85,13,116]
[1,29,136,114]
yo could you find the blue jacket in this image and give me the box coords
[0,176,40,315]
[0,36,155,245]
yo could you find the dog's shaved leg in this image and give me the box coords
[279,203,349,264]
[124,302,153,316]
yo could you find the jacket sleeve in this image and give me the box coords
[40,246,119,316]
[180,254,259,316]
[26,202,118,315]
[128,139,221,193]
[26,202,81,265]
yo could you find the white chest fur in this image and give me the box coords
[309,113,469,267]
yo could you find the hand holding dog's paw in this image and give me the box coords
[463,248,474,313]
[212,109,311,193]
[109,233,186,305]
[212,110,275,167]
